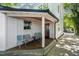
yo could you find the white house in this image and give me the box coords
[0,3,64,51]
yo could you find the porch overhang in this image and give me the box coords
[0,5,59,23]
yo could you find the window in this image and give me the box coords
[24,20,32,30]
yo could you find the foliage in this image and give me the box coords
[38,4,48,10]
[64,14,75,32]
[0,3,17,7]
[64,14,74,28]
[64,3,79,34]
[64,3,72,10]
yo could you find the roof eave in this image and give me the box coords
[0,5,59,23]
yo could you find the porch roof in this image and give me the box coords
[0,5,59,22]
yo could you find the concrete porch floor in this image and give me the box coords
[7,38,53,51]
[0,38,56,56]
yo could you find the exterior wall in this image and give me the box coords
[49,23,54,38]
[17,18,42,36]
[0,13,6,51]
[6,17,17,49]
[6,17,42,50]
[56,4,64,38]
[48,3,64,38]
[48,3,60,19]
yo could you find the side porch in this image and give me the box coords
[6,16,56,51]
[5,10,57,50]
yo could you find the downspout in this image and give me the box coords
[54,22,56,39]
[54,22,58,42]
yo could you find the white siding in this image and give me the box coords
[56,4,64,38]
[0,13,6,51]
[49,23,54,38]
[17,18,42,36]
[48,3,64,38]
[48,3,60,19]
[6,17,17,49]
[6,17,42,50]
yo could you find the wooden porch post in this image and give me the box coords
[42,17,45,47]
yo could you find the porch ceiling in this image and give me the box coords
[11,16,53,23]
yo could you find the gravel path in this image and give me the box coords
[47,33,79,56]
